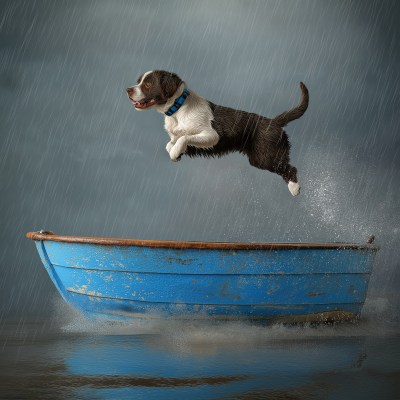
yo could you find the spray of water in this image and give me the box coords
[52,296,398,357]
[300,145,400,322]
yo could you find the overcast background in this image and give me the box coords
[1,0,399,318]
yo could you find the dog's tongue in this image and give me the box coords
[133,99,156,108]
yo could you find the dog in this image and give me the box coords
[126,70,309,196]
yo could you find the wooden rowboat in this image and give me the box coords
[27,232,379,324]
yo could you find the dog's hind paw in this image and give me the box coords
[288,181,300,196]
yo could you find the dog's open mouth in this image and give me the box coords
[132,98,156,109]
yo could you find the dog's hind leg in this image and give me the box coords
[270,162,300,196]
[288,181,300,196]
[280,164,300,196]
[248,155,301,196]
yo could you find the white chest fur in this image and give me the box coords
[155,84,219,162]
[163,88,214,138]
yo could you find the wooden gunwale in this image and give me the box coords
[26,232,379,251]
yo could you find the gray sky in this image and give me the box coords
[1,0,399,317]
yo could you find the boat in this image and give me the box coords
[27,231,379,324]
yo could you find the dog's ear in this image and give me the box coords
[158,71,182,100]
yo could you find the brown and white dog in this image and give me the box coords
[126,70,309,196]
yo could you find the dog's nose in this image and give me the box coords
[126,87,134,96]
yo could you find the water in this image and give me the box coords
[1,300,399,399]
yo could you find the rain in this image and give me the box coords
[0,0,399,398]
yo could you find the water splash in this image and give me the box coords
[53,296,399,356]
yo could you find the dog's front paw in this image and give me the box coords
[170,147,184,162]
[288,181,301,196]
[171,153,184,162]
[166,142,174,153]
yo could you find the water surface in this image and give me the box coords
[1,301,399,399]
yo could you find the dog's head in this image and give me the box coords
[126,70,183,111]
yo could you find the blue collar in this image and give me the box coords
[164,89,190,116]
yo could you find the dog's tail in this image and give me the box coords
[272,82,309,127]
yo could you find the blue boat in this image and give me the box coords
[27,231,379,324]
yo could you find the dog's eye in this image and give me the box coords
[145,82,151,88]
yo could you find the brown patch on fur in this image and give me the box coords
[129,70,183,105]
[153,70,183,100]
[140,74,155,97]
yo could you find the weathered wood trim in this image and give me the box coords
[26,232,379,251]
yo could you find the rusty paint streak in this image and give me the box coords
[347,285,355,294]
[166,257,197,265]
[306,292,327,297]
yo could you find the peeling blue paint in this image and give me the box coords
[33,240,377,323]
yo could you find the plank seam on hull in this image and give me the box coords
[53,264,372,275]
[66,288,366,306]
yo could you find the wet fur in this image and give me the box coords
[127,71,309,194]
[186,102,299,184]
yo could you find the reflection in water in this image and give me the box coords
[0,300,399,399]
[61,336,356,399]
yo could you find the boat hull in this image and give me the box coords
[29,233,378,324]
